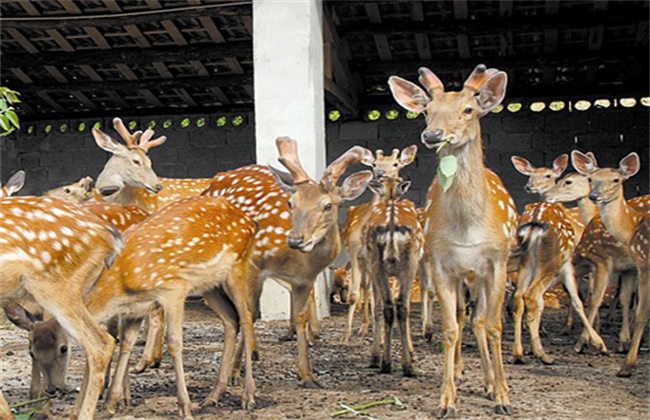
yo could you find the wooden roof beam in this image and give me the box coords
[454,0,468,20]
[6,28,38,53]
[365,3,382,23]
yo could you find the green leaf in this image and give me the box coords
[0,115,10,131]
[6,109,20,128]
[14,413,31,420]
[6,91,21,103]
[0,99,7,111]
[439,155,458,178]
[438,172,454,192]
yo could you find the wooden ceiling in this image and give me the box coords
[1,0,648,121]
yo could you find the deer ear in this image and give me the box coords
[5,170,25,196]
[4,303,36,332]
[399,145,418,167]
[339,171,373,201]
[93,128,128,156]
[619,152,640,179]
[477,72,507,116]
[388,76,431,114]
[268,165,296,194]
[552,154,569,176]
[511,156,535,176]
[396,180,411,197]
[571,150,598,175]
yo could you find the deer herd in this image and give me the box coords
[1,64,648,419]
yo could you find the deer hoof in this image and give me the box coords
[252,350,260,361]
[494,404,512,416]
[616,365,634,378]
[369,355,380,368]
[617,341,630,354]
[513,355,525,365]
[298,379,322,389]
[433,406,457,419]
[403,365,416,377]
[380,361,392,374]
[540,355,554,365]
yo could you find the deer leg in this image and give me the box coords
[280,289,297,342]
[292,284,320,388]
[576,260,610,352]
[454,289,466,380]
[524,271,555,365]
[202,289,239,408]
[360,277,371,336]
[375,270,393,375]
[617,269,648,377]
[307,288,321,342]
[560,262,608,355]
[342,258,363,343]
[369,281,384,368]
[471,287,495,399]
[105,318,141,414]
[162,295,193,419]
[486,261,512,416]
[432,270,459,419]
[0,391,12,420]
[419,262,435,341]
[512,262,530,364]
[618,272,635,353]
[396,270,416,377]
[134,303,165,373]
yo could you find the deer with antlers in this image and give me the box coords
[340,146,417,343]
[572,151,649,377]
[202,137,373,390]
[1,195,123,419]
[545,167,650,354]
[388,64,518,417]
[365,176,424,376]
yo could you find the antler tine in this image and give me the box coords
[418,67,444,94]
[464,64,499,92]
[276,137,311,184]
[139,131,167,152]
[376,149,385,158]
[322,146,374,188]
[112,117,138,148]
[390,148,400,159]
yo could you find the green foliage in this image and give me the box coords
[0,87,21,137]
[436,143,458,192]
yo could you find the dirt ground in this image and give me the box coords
[1,300,648,419]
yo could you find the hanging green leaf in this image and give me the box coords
[0,99,7,111]
[6,91,21,103]
[6,109,20,128]
[438,172,454,192]
[0,116,10,131]
[439,155,458,178]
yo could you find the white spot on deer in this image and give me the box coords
[10,208,23,216]
[41,251,51,264]
[498,200,505,210]
[60,226,74,236]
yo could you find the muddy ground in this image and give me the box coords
[1,300,648,419]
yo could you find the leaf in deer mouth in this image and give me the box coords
[436,147,458,193]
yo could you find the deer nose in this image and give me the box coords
[287,236,304,250]
[421,129,444,146]
[155,184,163,192]
[524,183,533,193]
[375,169,386,178]
[588,192,600,202]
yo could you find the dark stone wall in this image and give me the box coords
[0,113,256,196]
[1,107,648,214]
[327,106,649,213]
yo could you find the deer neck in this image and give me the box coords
[576,196,598,224]
[597,191,636,246]
[438,133,487,229]
[106,185,149,210]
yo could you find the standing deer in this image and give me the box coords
[365,177,424,376]
[63,196,258,418]
[1,196,123,419]
[340,146,417,343]
[545,170,649,354]
[388,64,518,417]
[202,137,373,389]
[572,151,649,377]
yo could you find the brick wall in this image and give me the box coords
[1,107,648,213]
[327,106,649,213]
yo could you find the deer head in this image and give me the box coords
[94,118,165,198]
[4,304,69,398]
[388,64,507,152]
[511,154,568,195]
[544,172,591,204]
[572,151,640,204]
[371,146,418,180]
[269,137,373,252]
[1,170,25,198]
[44,176,94,204]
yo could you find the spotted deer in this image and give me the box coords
[54,196,258,418]
[203,137,373,388]
[365,177,424,376]
[1,196,123,419]
[44,176,94,204]
[545,169,649,354]
[388,64,518,417]
[340,146,417,343]
[572,150,649,377]
[1,170,25,198]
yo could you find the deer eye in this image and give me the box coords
[64,188,71,194]
[565,180,572,185]
[463,107,473,114]
[60,345,68,354]
[132,159,141,165]
[287,200,293,209]
[587,178,592,183]
[324,203,333,211]
[546,174,552,179]
[613,178,621,183]
[393,163,399,167]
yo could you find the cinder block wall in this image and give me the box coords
[1,106,648,213]
[327,106,649,213]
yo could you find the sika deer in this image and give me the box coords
[44,177,94,204]
[572,151,650,377]
[388,64,518,417]
[67,196,258,418]
[203,137,373,389]
[365,178,424,376]
[341,146,417,343]
[1,196,123,419]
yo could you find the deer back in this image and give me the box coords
[518,202,576,265]
[82,202,150,232]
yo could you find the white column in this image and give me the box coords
[253,0,330,320]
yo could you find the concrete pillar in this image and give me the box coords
[253,0,330,320]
